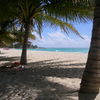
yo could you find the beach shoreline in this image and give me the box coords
[0,48,88,65]
[0,48,88,100]
[11,48,89,53]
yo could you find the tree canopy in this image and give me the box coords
[0,0,94,35]
[0,0,94,64]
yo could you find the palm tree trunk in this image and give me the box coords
[20,22,31,65]
[79,0,100,100]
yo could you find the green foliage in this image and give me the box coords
[0,0,94,46]
[0,20,36,46]
[0,0,94,38]
[0,0,94,64]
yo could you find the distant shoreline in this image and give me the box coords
[14,48,89,53]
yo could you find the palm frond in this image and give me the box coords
[42,14,84,38]
[44,0,94,22]
[29,33,36,40]
[33,16,43,38]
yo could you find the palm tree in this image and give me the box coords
[0,0,93,65]
[19,0,94,65]
[79,0,100,100]
[0,20,16,46]
[0,20,35,47]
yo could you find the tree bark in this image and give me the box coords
[79,0,100,100]
[20,21,31,65]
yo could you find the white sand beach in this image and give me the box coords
[0,48,88,100]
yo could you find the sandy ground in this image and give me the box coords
[0,48,88,100]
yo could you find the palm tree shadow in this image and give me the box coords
[0,69,78,100]
[0,56,20,67]
[0,59,86,100]
[0,52,5,54]
[0,56,20,62]
[28,60,85,79]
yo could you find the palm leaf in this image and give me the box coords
[42,14,84,38]
[44,0,94,22]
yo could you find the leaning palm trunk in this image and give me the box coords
[79,0,100,100]
[20,22,31,65]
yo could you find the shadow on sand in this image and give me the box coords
[0,56,86,100]
[0,56,20,62]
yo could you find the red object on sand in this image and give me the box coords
[12,62,20,67]
[14,62,20,65]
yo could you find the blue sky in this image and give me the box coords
[32,21,93,48]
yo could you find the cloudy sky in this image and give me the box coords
[32,21,93,48]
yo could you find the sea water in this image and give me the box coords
[27,48,89,53]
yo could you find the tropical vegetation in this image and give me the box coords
[0,0,93,65]
[2,0,100,99]
[0,20,35,47]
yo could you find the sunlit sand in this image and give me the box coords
[0,48,88,100]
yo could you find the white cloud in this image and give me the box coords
[32,30,91,48]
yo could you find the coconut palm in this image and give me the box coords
[0,0,93,65]
[79,0,100,100]
[0,20,36,47]
[0,20,16,46]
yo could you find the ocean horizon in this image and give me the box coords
[17,48,89,53]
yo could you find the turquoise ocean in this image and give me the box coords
[23,48,89,53]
